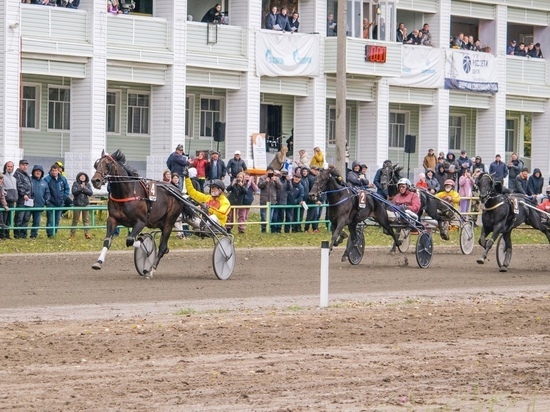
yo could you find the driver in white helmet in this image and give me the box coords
[184,173,230,227]
[391,178,421,220]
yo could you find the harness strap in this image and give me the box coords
[109,194,142,203]
[483,201,504,211]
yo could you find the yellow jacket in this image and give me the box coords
[309,150,325,168]
[185,178,230,226]
[435,189,460,209]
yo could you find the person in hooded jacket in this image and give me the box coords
[527,168,544,199]
[44,163,70,238]
[435,163,448,190]
[13,159,33,239]
[471,156,486,173]
[425,168,440,194]
[347,161,369,187]
[1,161,18,239]
[30,165,50,239]
[70,172,94,239]
[445,152,459,174]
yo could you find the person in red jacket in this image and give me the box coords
[537,185,550,225]
[191,151,208,192]
[391,178,421,221]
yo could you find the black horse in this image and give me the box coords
[309,166,400,261]
[91,150,197,277]
[475,172,550,271]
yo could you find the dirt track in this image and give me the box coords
[1,245,550,410]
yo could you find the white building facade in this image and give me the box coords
[1,0,550,181]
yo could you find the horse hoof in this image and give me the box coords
[126,237,134,247]
[92,261,102,270]
[144,268,155,279]
[476,258,485,265]
[441,233,450,241]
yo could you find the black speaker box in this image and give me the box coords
[213,122,225,142]
[404,134,416,154]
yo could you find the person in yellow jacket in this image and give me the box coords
[309,146,325,169]
[185,177,230,227]
[435,179,461,209]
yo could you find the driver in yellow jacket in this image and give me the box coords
[435,179,460,209]
[185,177,230,227]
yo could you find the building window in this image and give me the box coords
[21,85,40,130]
[200,97,222,137]
[389,112,407,148]
[127,92,150,134]
[505,118,517,153]
[106,91,120,134]
[448,115,464,151]
[327,106,351,145]
[185,95,195,138]
[48,87,70,130]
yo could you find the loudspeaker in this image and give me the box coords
[404,134,416,154]
[213,122,225,142]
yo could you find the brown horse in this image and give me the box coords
[91,150,196,278]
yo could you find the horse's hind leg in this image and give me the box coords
[92,216,117,270]
[501,231,513,271]
[145,224,172,279]
[127,222,146,248]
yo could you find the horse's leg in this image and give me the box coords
[145,221,174,278]
[501,231,513,271]
[331,220,348,249]
[477,226,501,264]
[92,216,117,270]
[341,223,356,262]
[478,225,487,248]
[127,221,146,248]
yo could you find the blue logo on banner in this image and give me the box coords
[462,55,471,73]
[265,49,284,64]
[293,49,312,64]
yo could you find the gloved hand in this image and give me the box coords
[182,167,189,178]
[201,203,210,213]
[401,204,408,211]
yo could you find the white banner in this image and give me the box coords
[256,31,320,77]
[388,46,444,88]
[444,49,498,93]
[252,133,267,169]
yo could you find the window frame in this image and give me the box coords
[47,85,71,131]
[21,83,41,131]
[199,95,224,139]
[388,110,409,148]
[505,117,518,153]
[327,105,351,146]
[106,89,121,135]
[448,114,465,151]
[126,90,151,136]
[185,94,195,138]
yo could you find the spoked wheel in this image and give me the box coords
[397,229,410,253]
[496,235,512,271]
[134,233,157,277]
[459,221,475,255]
[212,236,236,280]
[347,228,365,265]
[415,232,433,269]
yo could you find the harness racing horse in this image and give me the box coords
[91,150,197,278]
[309,166,400,261]
[475,172,550,271]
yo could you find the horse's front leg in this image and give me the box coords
[341,224,356,262]
[500,231,513,271]
[477,227,500,264]
[92,216,118,270]
[127,222,146,248]
[331,220,347,250]
[478,225,487,248]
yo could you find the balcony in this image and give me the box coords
[506,56,550,98]
[21,4,92,57]
[324,37,402,78]
[186,22,248,72]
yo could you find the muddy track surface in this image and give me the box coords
[1,245,549,411]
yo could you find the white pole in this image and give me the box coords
[320,241,330,307]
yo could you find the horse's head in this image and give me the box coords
[92,149,126,189]
[309,166,340,200]
[476,172,495,201]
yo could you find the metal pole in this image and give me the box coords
[335,0,347,175]
[320,240,330,307]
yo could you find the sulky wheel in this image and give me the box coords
[134,233,157,277]
[212,237,236,280]
[397,228,410,253]
[347,228,365,265]
[459,221,475,255]
[495,235,512,271]
[415,232,433,269]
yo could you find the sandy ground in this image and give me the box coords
[1,245,549,411]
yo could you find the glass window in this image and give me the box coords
[200,97,222,137]
[327,106,351,145]
[185,95,195,138]
[106,91,120,134]
[389,111,406,148]
[127,92,150,134]
[448,115,464,151]
[48,87,70,130]
[505,118,517,153]
[21,85,39,129]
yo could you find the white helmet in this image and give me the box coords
[397,178,411,188]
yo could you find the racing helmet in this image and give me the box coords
[444,179,455,187]
[209,179,226,192]
[397,178,411,188]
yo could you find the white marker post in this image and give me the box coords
[320,241,330,307]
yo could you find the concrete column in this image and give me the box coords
[65,0,107,180]
[146,0,187,179]
[0,2,23,164]
[225,0,261,167]
[475,5,507,162]
[358,79,389,169]
[420,89,450,156]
